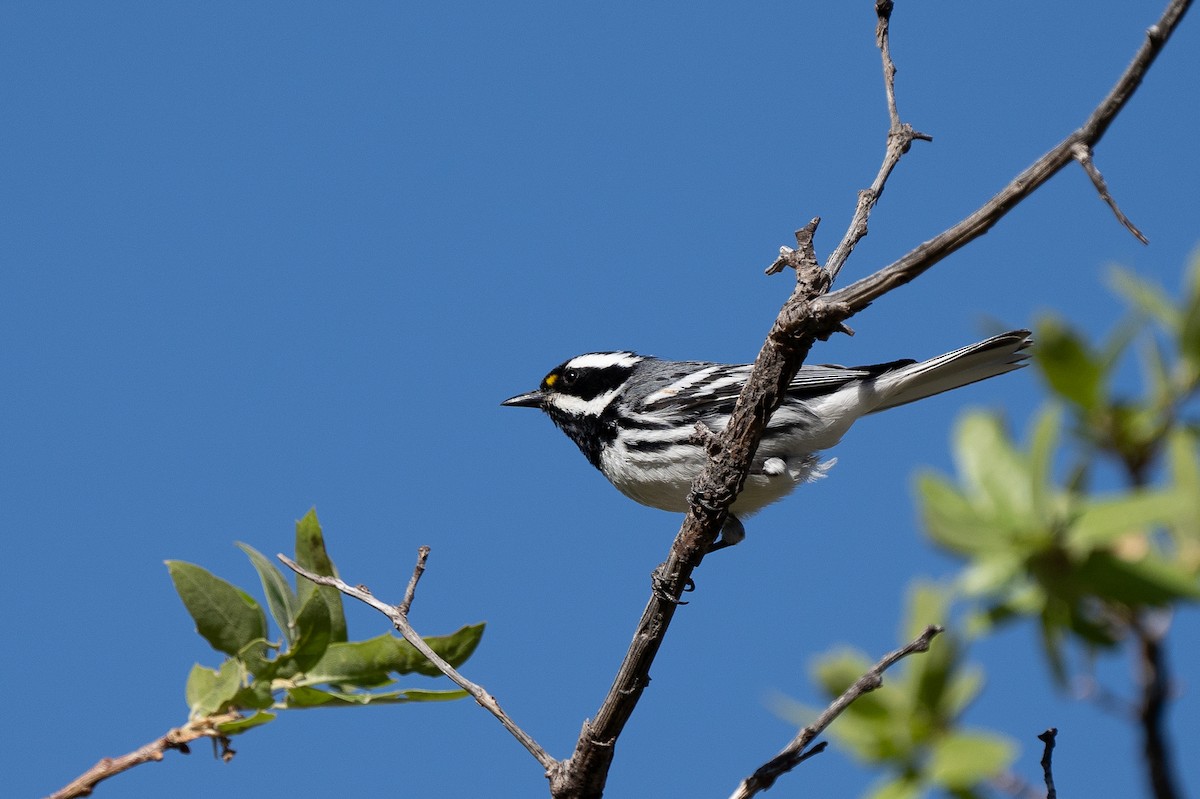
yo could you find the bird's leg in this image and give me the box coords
[706,514,746,553]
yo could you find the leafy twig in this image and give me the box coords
[277,554,558,777]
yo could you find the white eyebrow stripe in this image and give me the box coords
[545,389,622,417]
[565,352,641,370]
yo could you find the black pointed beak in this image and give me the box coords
[501,390,543,408]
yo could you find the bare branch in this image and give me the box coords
[1071,143,1149,243]
[277,554,559,779]
[46,713,240,799]
[1038,728,1059,799]
[728,625,943,799]
[397,544,431,618]
[825,0,933,283]
[826,0,1190,316]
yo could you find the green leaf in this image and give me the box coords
[1038,603,1070,687]
[185,660,243,718]
[958,553,1023,598]
[1108,265,1178,330]
[236,542,299,646]
[216,711,277,734]
[284,685,469,708]
[1076,551,1200,607]
[1034,316,1105,411]
[967,591,1037,637]
[954,413,1034,527]
[1028,405,1063,519]
[903,581,948,641]
[399,688,472,702]
[230,680,275,711]
[1166,429,1200,568]
[1179,252,1200,376]
[1070,489,1188,550]
[916,473,1000,556]
[235,637,278,679]
[280,588,334,675]
[1143,337,1177,411]
[411,622,486,675]
[294,510,347,643]
[906,588,956,721]
[298,623,485,687]
[928,731,1016,788]
[168,561,268,657]
[865,775,923,799]
[940,666,984,718]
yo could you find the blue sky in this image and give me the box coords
[4,3,1198,797]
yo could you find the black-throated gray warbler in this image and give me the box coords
[502,330,1032,548]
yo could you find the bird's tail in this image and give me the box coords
[869,330,1033,413]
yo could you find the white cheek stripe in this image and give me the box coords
[565,352,641,370]
[547,389,622,416]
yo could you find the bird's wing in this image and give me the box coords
[638,360,915,415]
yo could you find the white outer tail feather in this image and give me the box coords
[870,330,1033,414]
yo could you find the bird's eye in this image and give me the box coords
[562,369,579,385]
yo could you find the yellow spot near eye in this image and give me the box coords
[543,373,558,388]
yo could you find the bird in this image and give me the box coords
[502,330,1032,549]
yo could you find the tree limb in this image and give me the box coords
[554,4,920,796]
[552,1,1191,796]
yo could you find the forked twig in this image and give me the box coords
[826,0,1189,316]
[728,626,943,799]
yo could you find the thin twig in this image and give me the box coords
[1038,728,1058,799]
[46,713,241,799]
[397,545,431,617]
[277,554,559,778]
[728,626,943,799]
[1071,143,1148,243]
[824,0,933,282]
